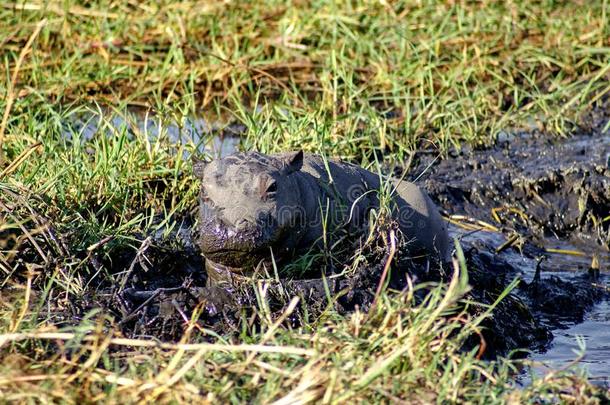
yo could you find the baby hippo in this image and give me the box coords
[194,151,450,284]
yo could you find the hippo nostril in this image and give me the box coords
[235,219,250,229]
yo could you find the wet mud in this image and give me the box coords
[85,220,391,340]
[417,126,610,249]
[410,107,610,367]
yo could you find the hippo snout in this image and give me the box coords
[197,212,283,269]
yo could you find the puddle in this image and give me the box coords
[451,223,609,382]
[63,110,242,158]
[530,300,610,387]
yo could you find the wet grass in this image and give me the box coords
[1,0,610,403]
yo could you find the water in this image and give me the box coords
[63,110,242,158]
[530,300,610,387]
[450,225,610,385]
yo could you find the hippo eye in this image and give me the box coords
[266,181,277,194]
[259,177,277,200]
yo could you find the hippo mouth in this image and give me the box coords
[196,199,301,270]
[201,245,276,269]
[198,220,284,268]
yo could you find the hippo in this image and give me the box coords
[194,151,450,284]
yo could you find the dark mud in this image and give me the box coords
[53,225,521,355]
[415,115,610,249]
[81,219,598,360]
[411,108,610,374]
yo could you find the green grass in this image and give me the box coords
[1,0,610,403]
[2,0,610,155]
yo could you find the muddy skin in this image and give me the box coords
[194,150,450,285]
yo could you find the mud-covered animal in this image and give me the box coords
[194,151,450,284]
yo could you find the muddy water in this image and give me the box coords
[452,224,609,384]
[530,300,610,386]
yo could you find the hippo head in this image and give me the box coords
[194,150,306,271]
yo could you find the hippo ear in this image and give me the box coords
[193,156,208,178]
[281,150,303,174]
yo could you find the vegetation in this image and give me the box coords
[1,0,609,403]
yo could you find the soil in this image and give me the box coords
[409,105,610,357]
[414,116,610,250]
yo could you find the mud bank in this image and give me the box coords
[410,113,609,373]
[415,122,610,249]
[87,222,549,358]
[59,221,584,362]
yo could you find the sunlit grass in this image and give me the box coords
[1,1,609,154]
